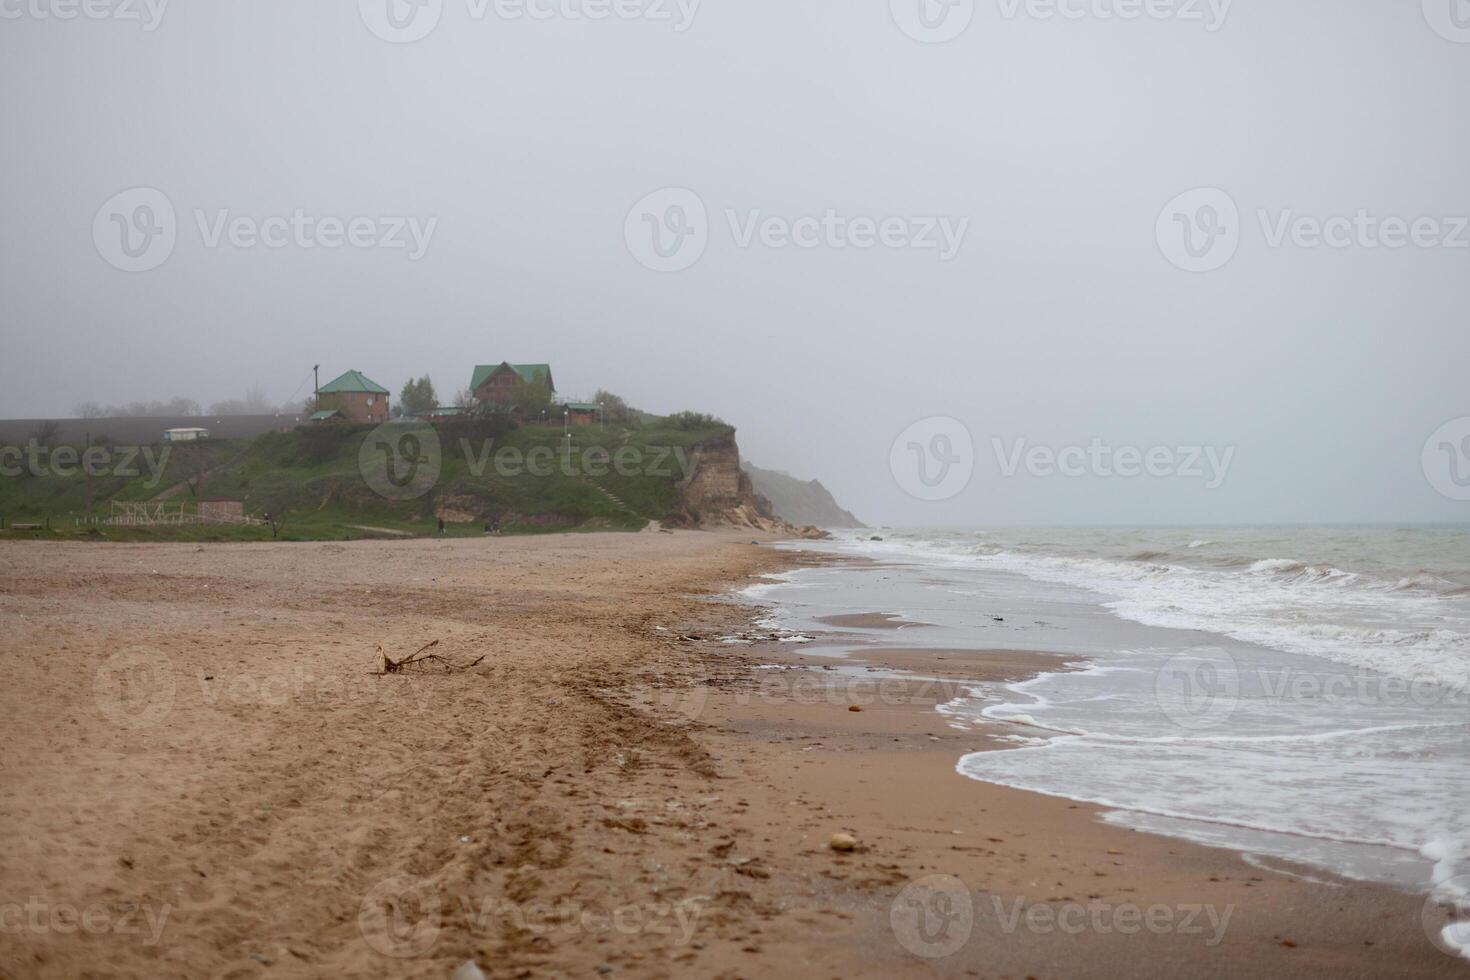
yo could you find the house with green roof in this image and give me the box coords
[469,362,554,411]
[315,369,390,423]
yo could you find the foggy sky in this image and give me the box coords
[2,0,1467,526]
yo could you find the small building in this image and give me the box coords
[316,370,390,423]
[420,407,467,422]
[563,402,599,426]
[469,362,555,409]
[163,427,210,442]
[308,409,343,423]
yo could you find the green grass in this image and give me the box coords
[0,417,732,542]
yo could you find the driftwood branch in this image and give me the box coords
[370,639,485,675]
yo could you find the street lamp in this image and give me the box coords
[599,401,605,431]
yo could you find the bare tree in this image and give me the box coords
[74,397,201,418]
[209,385,281,416]
[30,421,61,447]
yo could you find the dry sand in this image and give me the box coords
[0,532,1463,979]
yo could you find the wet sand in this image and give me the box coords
[700,637,1468,978]
[815,612,933,631]
[0,533,1462,978]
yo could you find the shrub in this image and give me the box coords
[667,411,724,431]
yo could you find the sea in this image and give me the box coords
[746,526,1470,959]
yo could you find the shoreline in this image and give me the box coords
[0,532,1463,978]
[694,546,1467,978]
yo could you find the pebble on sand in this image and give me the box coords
[829,833,858,852]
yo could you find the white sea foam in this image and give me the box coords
[828,530,1470,693]
[775,527,1470,911]
[1423,836,1470,961]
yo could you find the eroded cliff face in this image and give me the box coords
[673,433,826,537]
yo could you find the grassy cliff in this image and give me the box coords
[0,416,734,541]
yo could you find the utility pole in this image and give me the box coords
[313,365,320,412]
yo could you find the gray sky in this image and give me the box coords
[2,0,1467,526]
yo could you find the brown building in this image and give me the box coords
[469,362,554,409]
[314,369,390,423]
[563,402,598,426]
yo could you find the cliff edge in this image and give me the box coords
[673,433,828,538]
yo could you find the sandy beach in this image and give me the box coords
[0,532,1463,979]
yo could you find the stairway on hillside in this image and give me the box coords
[578,477,635,516]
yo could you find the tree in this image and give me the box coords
[592,389,635,425]
[30,421,61,447]
[512,374,553,416]
[208,386,275,416]
[165,397,203,416]
[74,397,201,418]
[399,376,438,416]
